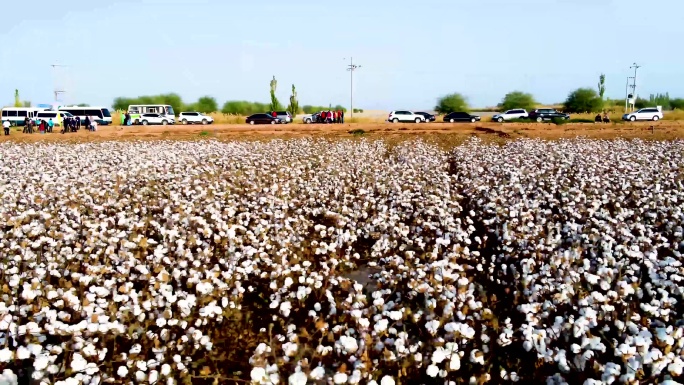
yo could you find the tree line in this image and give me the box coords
[435,74,684,114]
[111,76,348,116]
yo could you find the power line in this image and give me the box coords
[344,57,361,119]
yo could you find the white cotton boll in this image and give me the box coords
[161,364,171,376]
[431,348,447,364]
[339,336,359,354]
[333,372,348,384]
[251,367,267,382]
[309,367,326,380]
[117,366,128,377]
[426,364,439,377]
[380,375,395,385]
[33,355,50,371]
[0,348,13,363]
[449,354,461,371]
[16,346,30,360]
[290,371,308,385]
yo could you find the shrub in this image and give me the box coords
[435,93,469,114]
[348,129,365,135]
[498,91,536,111]
[563,88,602,113]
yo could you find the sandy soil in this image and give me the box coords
[1,121,682,145]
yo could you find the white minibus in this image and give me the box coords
[58,106,112,125]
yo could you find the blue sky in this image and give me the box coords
[1,0,681,110]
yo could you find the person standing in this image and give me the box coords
[48,118,54,133]
[84,116,91,131]
[91,117,98,132]
[38,120,46,134]
[341,109,345,124]
[76,116,81,131]
[3,120,10,136]
[23,117,29,133]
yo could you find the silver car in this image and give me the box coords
[492,109,528,122]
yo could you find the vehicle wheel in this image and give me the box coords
[271,120,276,124]
[142,120,148,126]
[471,118,476,123]
[652,115,659,121]
[305,118,312,124]
[249,121,255,125]
[181,119,188,125]
[415,118,421,123]
[392,118,399,123]
[630,116,636,121]
[162,120,168,125]
[202,119,208,125]
[536,117,543,123]
[449,119,455,123]
[497,117,504,123]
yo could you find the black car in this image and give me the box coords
[415,112,436,122]
[443,112,481,123]
[528,109,570,122]
[246,114,281,125]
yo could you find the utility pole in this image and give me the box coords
[345,57,361,119]
[629,62,641,112]
[51,64,68,106]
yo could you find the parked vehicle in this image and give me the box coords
[34,110,74,126]
[246,114,281,125]
[1,107,39,126]
[528,109,570,122]
[492,109,528,122]
[274,111,292,124]
[127,105,175,125]
[179,112,214,125]
[387,111,426,123]
[443,112,481,123]
[302,112,321,124]
[139,113,175,125]
[415,112,436,122]
[622,107,663,121]
[59,106,112,125]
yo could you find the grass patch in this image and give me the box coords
[199,131,211,137]
[348,129,365,136]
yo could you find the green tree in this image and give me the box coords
[598,74,606,100]
[221,101,268,115]
[287,85,299,116]
[193,96,218,113]
[671,98,684,110]
[14,90,21,107]
[22,101,31,107]
[269,76,281,111]
[435,93,469,114]
[563,88,603,113]
[498,91,536,111]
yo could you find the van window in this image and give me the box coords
[18,111,27,117]
[101,108,111,117]
[1,111,6,117]
[85,109,103,118]
[7,111,17,117]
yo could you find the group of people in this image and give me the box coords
[121,112,133,126]
[594,112,611,123]
[1,116,99,135]
[20,117,54,134]
[315,110,345,124]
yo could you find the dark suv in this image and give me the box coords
[528,109,570,122]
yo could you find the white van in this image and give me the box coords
[1,107,39,126]
[59,106,112,125]
[34,110,74,126]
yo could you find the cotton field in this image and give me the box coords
[0,138,683,385]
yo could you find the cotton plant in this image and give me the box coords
[0,138,683,384]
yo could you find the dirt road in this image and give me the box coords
[1,121,681,144]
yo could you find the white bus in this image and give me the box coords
[1,107,47,126]
[58,106,113,125]
[127,105,175,125]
